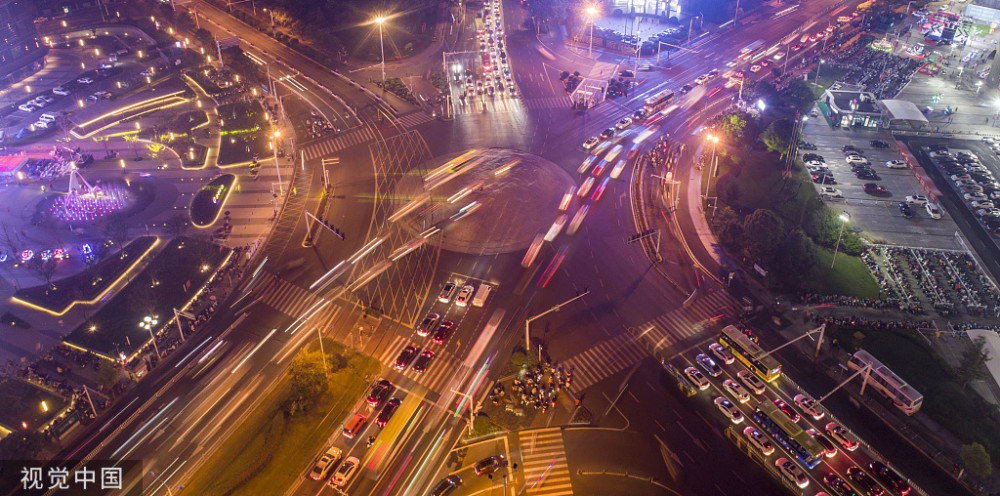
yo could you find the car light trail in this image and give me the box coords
[421,225,441,238]
[348,235,386,264]
[174,336,213,368]
[423,149,480,184]
[532,460,557,488]
[454,362,490,419]
[390,237,427,261]
[447,180,484,203]
[347,260,392,292]
[449,201,481,221]
[537,247,568,288]
[494,158,521,176]
[310,260,347,290]
[231,328,277,373]
[285,300,329,334]
[633,128,655,144]
[111,397,178,459]
[388,193,430,223]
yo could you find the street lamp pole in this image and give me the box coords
[831,211,850,268]
[586,7,598,57]
[703,134,718,197]
[524,291,590,352]
[814,59,824,82]
[375,17,387,99]
[272,131,284,195]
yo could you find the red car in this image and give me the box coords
[863,182,888,195]
[790,44,802,51]
[433,321,455,345]
[366,379,393,407]
[773,399,801,423]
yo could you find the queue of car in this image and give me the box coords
[682,333,911,495]
[466,0,517,100]
[927,142,1000,232]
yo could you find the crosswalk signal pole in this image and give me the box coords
[524,291,590,352]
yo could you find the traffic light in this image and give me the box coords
[626,229,655,244]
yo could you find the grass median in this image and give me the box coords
[182,339,380,495]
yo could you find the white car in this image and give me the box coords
[77,77,94,84]
[793,394,825,420]
[708,343,734,365]
[904,195,928,205]
[684,366,710,390]
[846,155,868,164]
[52,87,71,96]
[714,397,744,424]
[18,103,36,112]
[33,120,50,129]
[694,74,709,85]
[737,370,766,395]
[825,422,859,451]
[723,379,750,403]
[820,186,843,198]
[977,208,1000,218]
[925,203,943,219]
[330,456,359,486]
[455,285,475,306]
[805,160,826,167]
[743,426,775,455]
[885,160,907,169]
[749,64,762,72]
[582,137,600,150]
[970,200,995,209]
[965,192,989,202]
[615,117,633,130]
[776,457,809,488]
[309,447,343,480]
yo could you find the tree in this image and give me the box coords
[772,229,818,287]
[221,46,264,86]
[102,213,129,258]
[782,78,818,115]
[98,360,120,389]
[712,206,744,252]
[956,336,991,392]
[761,119,793,158]
[0,430,46,459]
[194,28,213,46]
[29,258,58,293]
[743,209,783,262]
[286,351,328,416]
[961,442,992,478]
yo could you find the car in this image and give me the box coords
[600,128,616,139]
[367,379,393,407]
[433,321,455,344]
[871,139,889,148]
[904,195,928,205]
[632,109,647,121]
[847,466,884,496]
[583,137,601,150]
[925,203,943,219]
[812,174,836,185]
[615,117,633,130]
[412,350,434,374]
[759,59,771,67]
[864,183,888,195]
[821,186,844,198]
[77,77,94,84]
[474,455,507,476]
[33,120,51,129]
[898,202,913,219]
[723,379,750,403]
[416,313,440,337]
[846,155,868,164]
[309,446,343,480]
[776,457,809,488]
[793,394,825,420]
[856,170,880,180]
[694,74,709,85]
[394,345,418,370]
[709,343,735,365]
[825,422,859,451]
[965,192,989,202]
[376,398,401,427]
[680,83,694,94]
[870,461,910,495]
[695,353,722,377]
[842,144,860,152]
[790,43,802,51]
[806,429,838,457]
[714,396,744,423]
[330,456,359,487]
[737,370,766,394]
[749,64,762,72]
[806,160,827,168]
[885,160,907,169]
[429,475,463,496]
[742,426,775,455]
[773,399,800,422]
[978,208,1000,218]
[809,34,818,42]
[52,86,71,96]
[815,30,826,38]
[951,173,973,182]
[438,282,458,302]
[455,285,475,306]
[970,200,995,209]
[17,103,36,112]
[824,472,855,496]
[684,366,710,390]
[803,153,824,162]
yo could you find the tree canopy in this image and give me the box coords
[743,209,783,262]
[961,442,992,478]
[956,336,991,392]
[760,119,793,157]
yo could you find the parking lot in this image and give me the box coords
[801,120,963,250]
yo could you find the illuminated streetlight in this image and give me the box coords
[139,315,160,358]
[831,211,851,268]
[374,16,387,99]
[78,99,84,108]
[704,134,720,197]
[272,130,284,195]
[585,7,599,57]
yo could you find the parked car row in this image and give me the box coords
[928,143,1000,231]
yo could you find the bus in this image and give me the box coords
[465,308,505,367]
[753,401,826,469]
[643,89,675,114]
[719,325,782,382]
[738,40,764,60]
[475,17,485,36]
[521,234,545,267]
[481,53,492,73]
[847,350,923,415]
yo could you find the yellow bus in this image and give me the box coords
[719,325,781,382]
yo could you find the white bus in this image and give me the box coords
[643,89,675,114]
[847,349,923,415]
[521,234,545,267]
[472,283,493,307]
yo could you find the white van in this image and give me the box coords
[472,283,493,307]
[39,113,56,123]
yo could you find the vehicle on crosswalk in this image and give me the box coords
[416,313,440,337]
[412,350,434,374]
[395,346,418,370]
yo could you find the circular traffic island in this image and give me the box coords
[191,174,235,227]
[393,148,576,255]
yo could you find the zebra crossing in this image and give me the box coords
[302,127,376,160]
[395,111,434,128]
[253,272,325,317]
[373,334,462,392]
[561,289,740,394]
[518,427,573,496]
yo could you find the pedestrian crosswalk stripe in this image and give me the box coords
[375,335,463,392]
[518,428,573,495]
[562,333,645,394]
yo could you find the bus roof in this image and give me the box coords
[721,326,780,369]
[757,401,824,455]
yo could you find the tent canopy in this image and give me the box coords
[878,99,929,128]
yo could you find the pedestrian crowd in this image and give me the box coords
[490,362,573,413]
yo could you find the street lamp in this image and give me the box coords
[139,315,160,358]
[585,7,598,57]
[704,134,719,197]
[831,211,851,268]
[133,121,141,160]
[815,59,825,82]
[272,130,284,195]
[374,16,387,98]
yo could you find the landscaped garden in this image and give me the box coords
[0,378,68,433]
[65,237,229,358]
[217,101,271,166]
[13,237,158,314]
[191,174,236,226]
